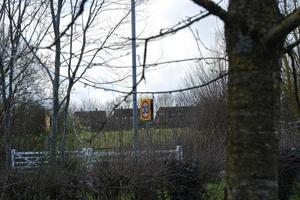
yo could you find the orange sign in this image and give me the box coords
[139,98,153,121]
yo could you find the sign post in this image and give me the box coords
[131,0,139,154]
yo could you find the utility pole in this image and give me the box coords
[131,0,139,154]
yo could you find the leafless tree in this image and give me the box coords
[135,0,300,198]
[0,0,48,169]
[154,94,174,113]
[280,0,300,120]
[27,0,133,160]
[190,0,300,198]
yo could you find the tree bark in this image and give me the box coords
[225,1,283,199]
[3,108,12,170]
[49,0,62,162]
[61,91,71,159]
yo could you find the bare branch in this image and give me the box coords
[284,37,300,53]
[139,12,211,41]
[288,50,300,112]
[80,70,228,95]
[267,7,300,43]
[46,0,88,49]
[141,39,148,81]
[191,0,227,22]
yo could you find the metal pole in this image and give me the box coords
[131,0,139,154]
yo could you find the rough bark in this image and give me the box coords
[224,1,284,199]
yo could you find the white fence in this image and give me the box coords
[11,145,183,169]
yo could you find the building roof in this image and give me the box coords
[74,110,108,131]
[156,106,197,117]
[74,110,107,121]
[155,106,198,127]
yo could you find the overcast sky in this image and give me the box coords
[70,0,223,109]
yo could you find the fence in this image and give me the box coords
[11,145,183,169]
[278,121,300,152]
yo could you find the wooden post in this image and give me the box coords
[176,145,183,161]
[11,149,15,168]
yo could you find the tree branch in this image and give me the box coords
[284,37,300,53]
[192,0,228,22]
[139,12,211,41]
[288,50,300,112]
[46,0,88,49]
[267,8,300,43]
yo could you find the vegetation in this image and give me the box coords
[0,159,209,200]
[70,128,190,150]
[289,183,300,200]
[207,182,224,200]
[1,0,300,199]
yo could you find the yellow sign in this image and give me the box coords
[139,98,153,121]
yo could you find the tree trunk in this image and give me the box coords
[49,0,62,163]
[49,44,60,162]
[3,108,12,170]
[225,1,283,199]
[49,101,59,161]
[61,95,70,159]
[0,63,11,170]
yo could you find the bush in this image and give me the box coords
[207,182,224,200]
[279,149,300,200]
[0,158,212,200]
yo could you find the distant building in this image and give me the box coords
[109,108,140,130]
[155,106,198,128]
[74,110,107,132]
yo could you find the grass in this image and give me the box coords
[289,182,300,200]
[67,127,194,150]
[205,181,300,200]
[13,132,48,151]
[207,181,224,200]
[10,125,207,154]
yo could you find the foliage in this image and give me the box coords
[289,182,300,200]
[0,102,49,156]
[0,159,210,200]
[207,182,224,200]
[279,149,300,200]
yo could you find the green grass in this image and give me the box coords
[207,181,224,200]
[9,126,197,152]
[66,127,194,150]
[13,132,48,151]
[289,182,300,200]
[205,181,300,200]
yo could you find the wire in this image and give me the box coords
[81,72,228,95]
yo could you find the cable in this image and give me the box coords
[81,72,228,95]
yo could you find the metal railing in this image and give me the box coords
[11,145,183,169]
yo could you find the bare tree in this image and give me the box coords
[138,0,300,198]
[179,43,227,130]
[154,94,174,112]
[26,0,132,160]
[280,0,300,121]
[0,0,48,169]
[189,0,300,199]
[60,1,132,158]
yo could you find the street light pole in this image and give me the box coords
[131,0,139,154]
